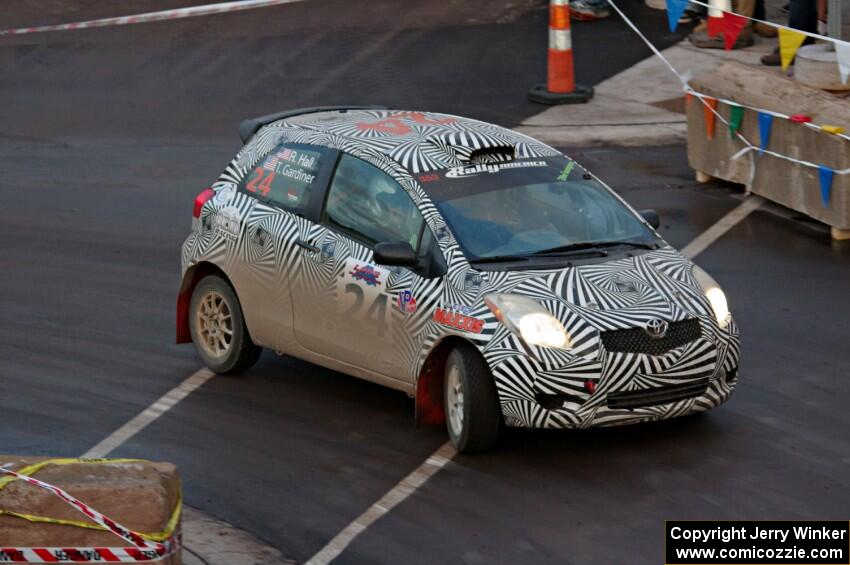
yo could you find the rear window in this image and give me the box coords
[241,144,327,212]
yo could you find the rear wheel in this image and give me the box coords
[190,275,261,374]
[444,345,501,453]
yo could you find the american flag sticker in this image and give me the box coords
[278,148,297,162]
[263,155,279,171]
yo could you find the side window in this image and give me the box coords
[241,143,327,213]
[324,154,426,251]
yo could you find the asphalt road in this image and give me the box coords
[2,1,849,564]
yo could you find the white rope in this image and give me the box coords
[605,0,688,86]
[606,0,848,177]
[686,89,850,144]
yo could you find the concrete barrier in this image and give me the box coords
[0,457,181,564]
[687,61,850,240]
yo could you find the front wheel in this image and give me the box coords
[189,274,261,374]
[444,345,501,453]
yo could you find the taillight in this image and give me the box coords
[193,188,215,218]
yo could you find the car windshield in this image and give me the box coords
[420,156,656,262]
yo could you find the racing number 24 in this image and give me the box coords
[342,283,389,338]
[245,167,275,197]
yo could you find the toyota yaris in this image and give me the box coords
[177,106,740,452]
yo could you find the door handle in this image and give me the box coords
[295,238,320,253]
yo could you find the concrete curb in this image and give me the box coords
[517,37,776,146]
[182,506,294,565]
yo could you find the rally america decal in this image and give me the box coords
[444,160,547,178]
[181,109,740,430]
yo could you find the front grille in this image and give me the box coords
[606,378,709,409]
[601,318,701,356]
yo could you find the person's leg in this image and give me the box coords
[788,0,817,34]
[736,0,756,18]
[761,0,816,66]
[753,0,778,36]
[816,0,827,35]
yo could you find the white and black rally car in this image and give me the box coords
[177,106,740,452]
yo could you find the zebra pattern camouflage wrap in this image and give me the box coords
[181,109,740,429]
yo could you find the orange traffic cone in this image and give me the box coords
[529,0,593,104]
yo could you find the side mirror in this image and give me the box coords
[639,209,660,229]
[374,241,418,267]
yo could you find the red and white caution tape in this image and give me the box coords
[0,466,178,563]
[0,546,177,563]
[0,0,305,37]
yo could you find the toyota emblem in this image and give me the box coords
[644,318,668,339]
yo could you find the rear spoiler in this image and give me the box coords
[238,105,388,144]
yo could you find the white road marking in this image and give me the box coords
[305,195,764,564]
[81,368,215,459]
[78,193,762,561]
[679,196,763,259]
[306,441,457,565]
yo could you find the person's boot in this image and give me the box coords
[679,3,707,23]
[689,25,754,49]
[568,0,611,20]
[688,0,755,49]
[761,47,782,66]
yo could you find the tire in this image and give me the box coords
[444,344,502,453]
[189,274,261,374]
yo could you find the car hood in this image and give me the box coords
[472,247,718,359]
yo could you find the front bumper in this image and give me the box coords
[486,320,741,430]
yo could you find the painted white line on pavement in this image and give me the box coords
[0,0,307,37]
[679,195,763,259]
[81,368,215,459]
[76,195,760,560]
[305,195,764,564]
[306,441,457,565]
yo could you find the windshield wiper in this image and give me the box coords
[531,240,656,256]
[468,254,530,264]
[469,241,656,263]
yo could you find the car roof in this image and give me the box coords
[254,108,559,174]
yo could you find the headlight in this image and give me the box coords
[692,265,731,329]
[484,293,571,348]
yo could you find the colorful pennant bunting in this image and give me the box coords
[818,166,833,207]
[778,28,806,71]
[789,114,812,123]
[821,125,846,135]
[728,104,744,138]
[722,11,747,50]
[758,112,772,153]
[703,98,718,140]
[666,0,688,32]
[707,16,723,38]
[677,2,850,91]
